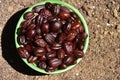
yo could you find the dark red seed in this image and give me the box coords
[35,15,43,26]
[35,35,42,40]
[60,63,67,69]
[45,45,51,52]
[35,39,47,47]
[35,26,41,35]
[74,50,84,58]
[28,56,38,63]
[77,41,84,50]
[66,31,77,41]
[21,19,31,29]
[60,6,70,13]
[26,29,36,40]
[18,47,30,58]
[46,66,56,72]
[61,19,66,25]
[34,47,46,57]
[27,24,36,30]
[41,22,49,33]
[24,44,31,53]
[51,43,62,50]
[63,42,74,55]
[39,55,47,61]
[59,11,70,19]
[19,35,26,45]
[52,4,60,15]
[57,33,66,43]
[79,32,88,41]
[57,49,65,59]
[48,58,62,67]
[79,25,84,33]
[38,61,47,69]
[62,22,71,34]
[33,5,45,13]
[70,12,79,21]
[71,21,81,30]
[46,51,56,60]
[44,33,55,44]
[63,55,74,65]
[51,21,62,32]
[24,12,34,20]
[39,9,52,18]
[45,2,52,10]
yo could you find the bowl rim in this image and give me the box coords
[15,0,89,74]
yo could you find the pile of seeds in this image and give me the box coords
[17,2,88,72]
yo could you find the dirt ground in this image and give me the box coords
[0,0,120,80]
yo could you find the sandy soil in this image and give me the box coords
[0,0,120,80]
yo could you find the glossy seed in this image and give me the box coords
[74,50,84,58]
[35,39,47,47]
[24,12,34,20]
[59,11,70,19]
[44,33,55,44]
[34,47,45,56]
[49,58,62,67]
[18,47,30,58]
[46,51,56,60]
[38,61,47,69]
[28,56,38,63]
[63,55,74,65]
[57,49,65,59]
[33,5,45,13]
[41,22,49,33]
[51,21,62,32]
[63,42,74,55]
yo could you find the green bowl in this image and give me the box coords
[15,0,89,74]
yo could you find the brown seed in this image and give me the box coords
[71,21,80,30]
[21,19,31,29]
[59,11,70,19]
[39,8,52,18]
[27,24,36,30]
[28,56,38,63]
[35,39,47,47]
[38,61,47,69]
[50,21,62,32]
[26,29,36,40]
[51,43,62,50]
[19,35,26,45]
[24,44,32,53]
[74,50,84,58]
[63,55,74,65]
[60,63,67,69]
[60,6,70,13]
[33,5,45,13]
[52,4,60,15]
[62,22,71,34]
[66,31,77,41]
[63,42,74,55]
[46,66,56,72]
[34,47,46,56]
[18,47,30,58]
[40,55,47,61]
[57,49,65,59]
[44,33,55,44]
[46,51,56,60]
[35,15,43,26]
[24,12,35,20]
[41,22,49,33]
[48,58,62,67]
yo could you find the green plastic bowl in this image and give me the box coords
[15,0,89,74]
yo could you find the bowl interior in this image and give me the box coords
[15,0,89,74]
